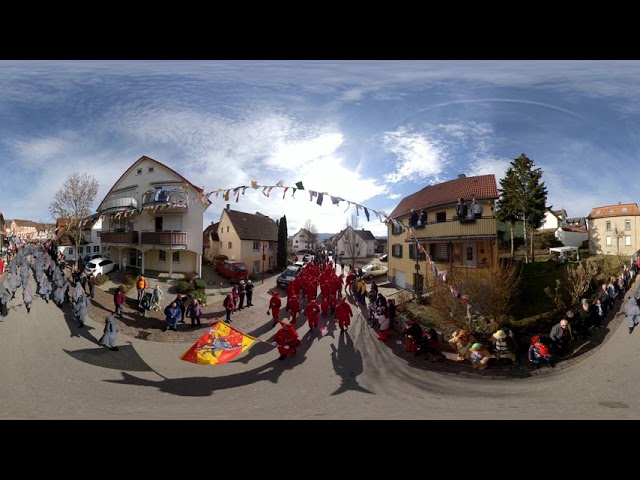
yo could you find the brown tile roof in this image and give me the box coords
[389,174,498,219]
[225,209,279,241]
[204,222,219,241]
[560,226,588,233]
[587,203,640,219]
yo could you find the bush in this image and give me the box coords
[177,280,191,294]
[184,271,198,283]
[95,274,109,286]
[190,289,207,305]
[194,279,206,291]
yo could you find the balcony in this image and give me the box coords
[141,230,188,247]
[141,188,189,213]
[407,217,498,241]
[98,197,138,214]
[101,231,139,244]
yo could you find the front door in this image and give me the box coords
[463,241,477,267]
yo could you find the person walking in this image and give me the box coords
[114,285,126,318]
[163,301,181,332]
[74,289,90,327]
[267,290,282,327]
[98,315,122,351]
[334,296,353,332]
[87,274,95,299]
[625,292,640,334]
[151,284,163,311]
[245,279,254,306]
[303,298,321,330]
[185,298,203,328]
[286,293,301,325]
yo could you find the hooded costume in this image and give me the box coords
[99,315,122,350]
[272,321,301,360]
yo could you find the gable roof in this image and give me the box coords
[332,226,376,243]
[389,174,498,219]
[587,203,640,219]
[204,222,219,241]
[224,209,278,242]
[97,155,210,212]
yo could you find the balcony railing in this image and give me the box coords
[141,230,188,246]
[403,217,497,240]
[141,188,189,213]
[101,231,139,244]
[98,197,138,213]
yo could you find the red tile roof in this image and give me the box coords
[389,174,498,219]
[587,203,640,219]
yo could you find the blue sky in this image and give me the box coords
[0,60,635,237]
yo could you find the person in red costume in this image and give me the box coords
[272,321,301,360]
[267,290,282,327]
[320,296,330,317]
[304,298,321,330]
[334,296,353,331]
[286,293,301,325]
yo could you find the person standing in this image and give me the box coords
[624,293,640,334]
[74,289,90,327]
[114,285,126,318]
[287,293,301,325]
[163,301,181,332]
[136,275,148,303]
[303,298,321,330]
[98,315,122,351]
[87,274,95,299]
[237,280,246,310]
[231,285,239,308]
[151,284,163,311]
[550,316,573,355]
[174,293,188,324]
[185,298,203,328]
[245,279,254,306]
[223,293,235,323]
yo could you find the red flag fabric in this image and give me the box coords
[180,321,256,365]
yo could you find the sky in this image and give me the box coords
[0,60,637,238]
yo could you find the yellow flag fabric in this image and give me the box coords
[179,321,256,365]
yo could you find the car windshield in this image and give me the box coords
[234,265,247,272]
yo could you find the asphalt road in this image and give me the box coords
[1,268,640,419]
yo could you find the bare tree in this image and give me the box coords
[612,225,625,254]
[303,219,318,251]
[49,172,99,269]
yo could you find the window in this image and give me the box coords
[606,236,612,246]
[173,251,180,262]
[227,226,229,233]
[409,244,426,261]
[253,241,260,251]
[228,242,232,249]
[148,167,154,173]
[466,246,474,261]
[159,251,166,262]
[68,247,74,255]
[606,221,611,230]
[436,212,446,223]
[391,223,403,235]
[625,220,631,230]
[392,244,403,258]
[219,241,222,249]
[97,231,101,238]
[79,247,84,254]
[136,168,142,175]
[626,235,632,246]
[436,243,448,262]
[93,246,100,253]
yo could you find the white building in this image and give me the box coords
[97,155,211,276]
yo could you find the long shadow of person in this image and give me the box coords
[330,330,372,395]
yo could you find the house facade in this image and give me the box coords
[55,214,108,263]
[290,228,314,252]
[7,219,41,240]
[203,221,220,264]
[536,208,588,248]
[97,155,211,276]
[587,202,640,256]
[332,226,376,259]
[216,205,279,276]
[387,174,499,292]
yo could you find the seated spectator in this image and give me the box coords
[528,335,554,369]
[491,329,518,365]
[449,329,478,362]
[469,342,492,370]
[550,315,573,355]
[421,328,445,362]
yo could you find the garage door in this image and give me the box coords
[395,270,406,289]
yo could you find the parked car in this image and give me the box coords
[83,253,103,264]
[83,258,116,276]
[217,260,249,284]
[277,264,302,288]
[379,254,388,262]
[361,263,388,280]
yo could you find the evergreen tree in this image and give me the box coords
[277,215,288,268]
[497,153,548,263]
[496,167,521,255]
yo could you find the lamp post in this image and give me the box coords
[262,241,267,285]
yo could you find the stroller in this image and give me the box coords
[139,290,153,317]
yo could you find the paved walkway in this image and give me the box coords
[83,262,633,379]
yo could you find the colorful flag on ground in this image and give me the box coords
[180,321,256,365]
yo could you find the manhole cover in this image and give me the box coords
[136,331,151,340]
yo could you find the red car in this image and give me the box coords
[217,260,249,284]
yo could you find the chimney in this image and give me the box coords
[226,204,230,210]
[458,174,466,179]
